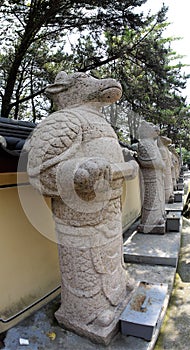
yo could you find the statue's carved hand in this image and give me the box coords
[74,158,112,201]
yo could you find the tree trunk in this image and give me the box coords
[1,1,58,118]
[1,32,35,118]
[30,62,37,123]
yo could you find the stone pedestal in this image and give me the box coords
[174,191,183,203]
[138,223,165,235]
[166,212,180,232]
[55,292,131,345]
[120,282,168,341]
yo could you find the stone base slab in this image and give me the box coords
[55,291,133,346]
[120,281,168,341]
[137,223,165,235]
[166,212,181,232]
[123,230,181,267]
[174,191,183,203]
[165,202,183,212]
[122,263,176,350]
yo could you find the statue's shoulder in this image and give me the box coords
[24,109,82,158]
[41,109,82,128]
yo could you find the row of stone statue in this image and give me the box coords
[132,120,181,234]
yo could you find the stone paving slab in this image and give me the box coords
[154,217,190,350]
[165,202,183,212]
[123,230,181,267]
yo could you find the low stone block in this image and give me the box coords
[166,212,181,232]
[120,282,168,341]
[174,191,183,203]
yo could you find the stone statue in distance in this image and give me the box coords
[158,136,174,203]
[137,120,165,234]
[169,144,180,189]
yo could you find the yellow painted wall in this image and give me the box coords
[122,172,141,231]
[0,178,60,332]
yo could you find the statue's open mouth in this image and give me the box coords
[102,86,122,92]
[100,85,122,102]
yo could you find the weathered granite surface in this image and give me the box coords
[25,71,138,344]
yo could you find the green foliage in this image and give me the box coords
[0,0,149,119]
[68,12,190,147]
[177,147,190,165]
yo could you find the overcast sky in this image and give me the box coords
[141,0,190,102]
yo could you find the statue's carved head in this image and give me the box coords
[138,120,160,140]
[168,144,179,157]
[160,136,172,146]
[45,71,122,109]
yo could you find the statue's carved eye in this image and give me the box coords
[74,73,90,79]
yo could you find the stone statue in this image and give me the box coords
[137,120,165,234]
[25,71,138,344]
[169,144,180,188]
[158,136,174,203]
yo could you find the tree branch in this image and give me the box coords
[9,88,46,108]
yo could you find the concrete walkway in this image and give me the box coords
[154,217,190,350]
[155,171,190,349]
